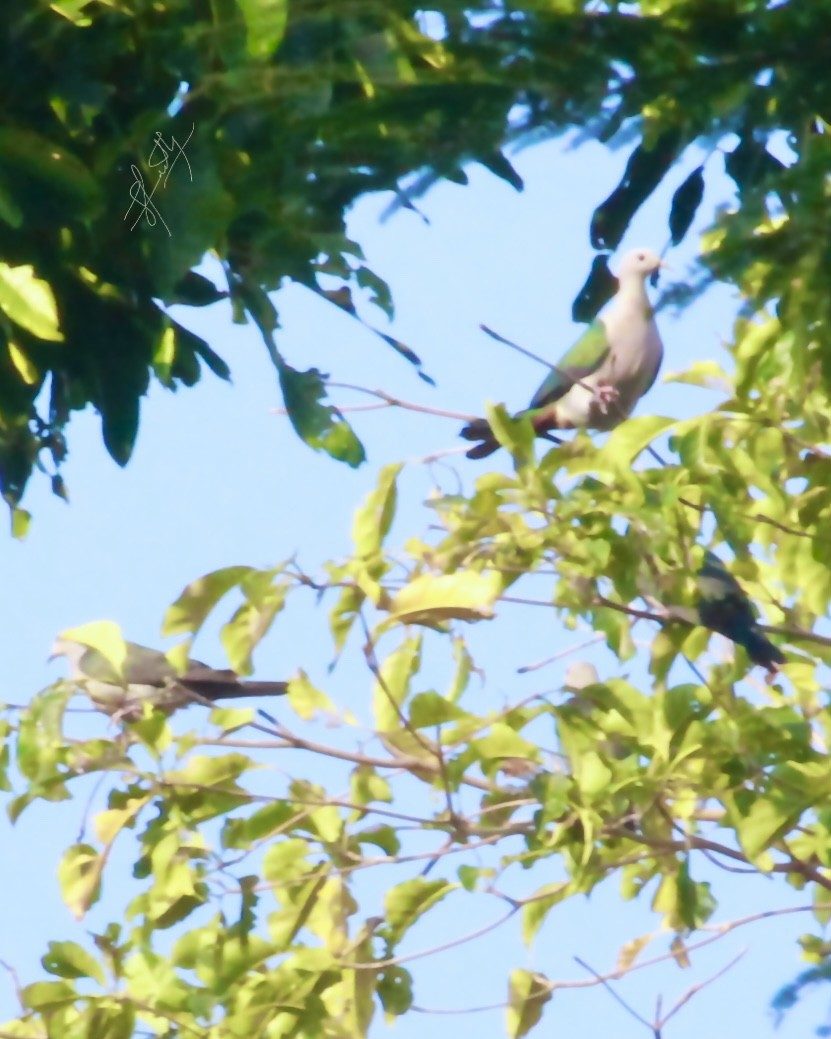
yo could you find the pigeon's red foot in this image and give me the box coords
[594,383,620,415]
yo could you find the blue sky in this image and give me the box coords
[1,134,826,1037]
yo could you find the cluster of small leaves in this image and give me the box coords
[6,0,831,518]
[5,284,831,1035]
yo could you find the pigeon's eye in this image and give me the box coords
[637,252,645,260]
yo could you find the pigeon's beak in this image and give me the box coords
[650,259,671,288]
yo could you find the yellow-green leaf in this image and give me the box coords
[384,878,455,945]
[663,360,733,393]
[373,637,421,732]
[353,463,402,557]
[58,621,127,680]
[58,844,103,920]
[41,940,106,985]
[388,571,502,626]
[8,341,39,384]
[507,969,551,1039]
[0,263,63,341]
[163,566,255,637]
[288,670,337,720]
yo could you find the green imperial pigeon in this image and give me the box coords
[50,636,288,716]
[694,553,786,677]
[460,247,666,459]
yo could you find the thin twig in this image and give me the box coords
[574,956,654,1033]
[517,633,607,674]
[480,324,613,406]
[340,905,520,971]
[658,949,746,1030]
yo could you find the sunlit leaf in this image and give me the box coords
[507,969,551,1039]
[0,263,63,341]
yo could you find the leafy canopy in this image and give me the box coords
[4,0,831,523]
[5,0,831,1035]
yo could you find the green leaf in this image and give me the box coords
[350,765,393,806]
[594,415,678,469]
[329,583,365,655]
[0,175,22,227]
[238,0,288,60]
[575,751,613,797]
[484,402,535,464]
[221,570,287,674]
[0,263,63,341]
[223,800,295,849]
[377,966,413,1017]
[355,824,400,856]
[733,795,802,867]
[279,364,366,467]
[209,706,255,732]
[167,753,256,790]
[408,691,466,728]
[10,506,31,540]
[521,884,569,946]
[473,724,539,766]
[507,969,551,1039]
[387,572,502,627]
[58,844,103,920]
[356,266,394,318]
[262,838,313,884]
[288,670,337,720]
[0,126,101,211]
[352,463,402,557]
[458,864,495,892]
[21,980,78,1011]
[384,878,455,946]
[57,622,127,680]
[42,940,106,985]
[663,360,733,393]
[7,341,39,385]
[617,933,656,971]
[373,637,422,732]
[164,566,255,636]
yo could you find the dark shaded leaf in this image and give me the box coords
[480,151,524,191]
[724,135,787,190]
[572,255,617,323]
[168,272,228,308]
[378,333,435,386]
[669,166,705,246]
[590,129,683,250]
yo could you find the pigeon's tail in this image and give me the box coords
[181,679,289,701]
[741,629,786,673]
[239,680,290,697]
[459,418,501,460]
[460,414,565,460]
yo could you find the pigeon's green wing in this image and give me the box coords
[529,319,609,411]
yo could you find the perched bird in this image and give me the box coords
[50,636,288,717]
[563,661,601,692]
[460,247,666,459]
[694,553,786,678]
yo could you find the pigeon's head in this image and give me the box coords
[618,247,665,281]
[49,636,86,666]
[563,661,601,692]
